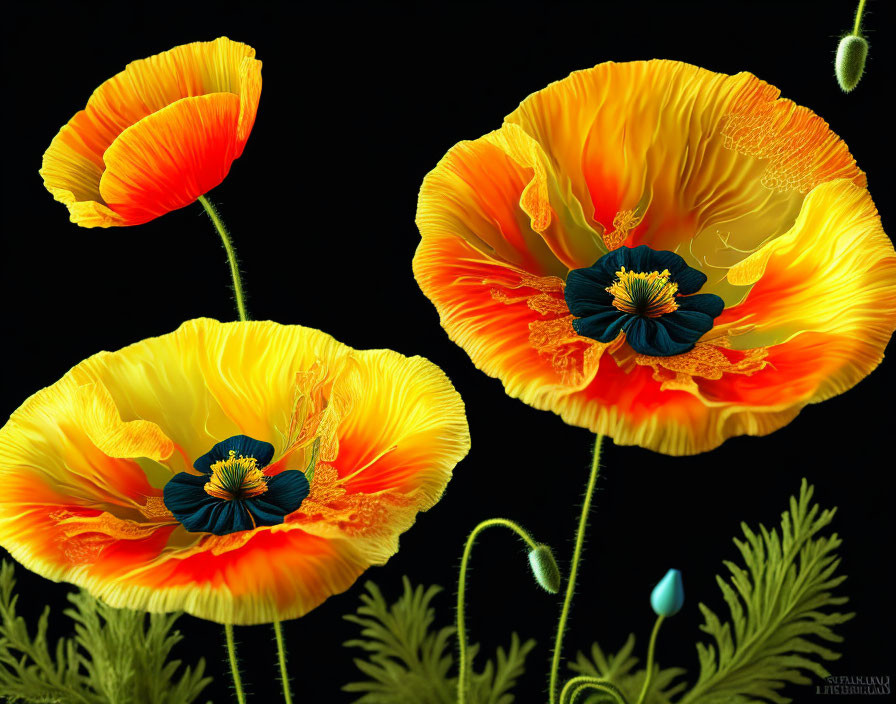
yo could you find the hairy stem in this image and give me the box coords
[560,676,629,704]
[457,518,539,704]
[225,624,246,704]
[273,619,293,704]
[549,434,604,704]
[198,195,248,322]
[853,0,867,35]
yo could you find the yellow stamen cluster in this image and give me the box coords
[607,267,679,318]
[204,450,269,501]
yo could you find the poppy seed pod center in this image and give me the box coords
[607,267,679,318]
[564,245,725,357]
[164,434,310,536]
[204,451,269,501]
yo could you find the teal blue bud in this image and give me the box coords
[528,544,561,593]
[650,569,684,616]
[835,35,868,93]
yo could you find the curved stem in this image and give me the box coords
[273,619,293,704]
[635,615,665,704]
[852,0,867,35]
[549,434,604,704]
[560,676,628,704]
[457,518,539,704]
[198,194,248,322]
[224,624,246,704]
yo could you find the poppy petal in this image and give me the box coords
[572,308,627,342]
[162,472,213,526]
[657,311,715,347]
[414,228,592,400]
[710,180,896,408]
[193,435,276,474]
[505,60,864,275]
[565,268,614,315]
[676,293,725,318]
[415,60,890,455]
[41,37,261,227]
[0,368,174,511]
[0,319,468,624]
[98,94,241,225]
[330,350,469,500]
[256,471,310,517]
[624,317,692,356]
[417,124,607,278]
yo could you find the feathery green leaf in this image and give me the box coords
[343,576,535,704]
[0,559,211,704]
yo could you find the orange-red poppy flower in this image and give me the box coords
[414,60,896,455]
[40,37,261,227]
[0,319,470,624]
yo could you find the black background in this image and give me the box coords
[3,1,894,702]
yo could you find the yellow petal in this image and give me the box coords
[0,319,469,623]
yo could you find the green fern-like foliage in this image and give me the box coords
[678,478,853,703]
[572,478,852,704]
[569,635,686,703]
[0,560,211,704]
[342,577,534,704]
[343,480,852,704]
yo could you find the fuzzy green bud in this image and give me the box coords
[528,544,561,593]
[836,35,868,93]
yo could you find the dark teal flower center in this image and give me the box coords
[564,245,725,357]
[163,434,310,536]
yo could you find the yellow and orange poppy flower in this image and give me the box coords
[414,60,896,455]
[0,319,470,624]
[40,37,261,227]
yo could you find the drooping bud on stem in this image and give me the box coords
[650,568,684,617]
[456,518,558,704]
[528,544,562,593]
[835,35,869,93]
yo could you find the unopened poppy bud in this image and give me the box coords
[650,568,684,616]
[835,35,868,93]
[528,544,561,593]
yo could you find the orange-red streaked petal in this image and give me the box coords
[98,94,242,225]
[40,37,261,228]
[414,230,575,399]
[0,319,469,624]
[721,179,896,352]
[415,60,893,455]
[502,60,866,303]
[280,349,471,564]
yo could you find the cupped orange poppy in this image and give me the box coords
[0,319,470,624]
[414,59,896,455]
[40,37,261,228]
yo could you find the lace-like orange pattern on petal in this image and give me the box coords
[626,338,770,395]
[488,270,607,387]
[288,463,415,540]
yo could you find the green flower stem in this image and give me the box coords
[549,433,604,704]
[457,518,539,704]
[635,615,665,704]
[273,619,293,704]
[559,676,628,704]
[853,0,867,35]
[198,194,248,322]
[224,623,246,704]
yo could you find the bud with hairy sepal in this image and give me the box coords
[528,544,561,593]
[836,35,868,93]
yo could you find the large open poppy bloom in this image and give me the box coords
[40,37,261,227]
[0,319,469,624]
[414,60,896,455]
